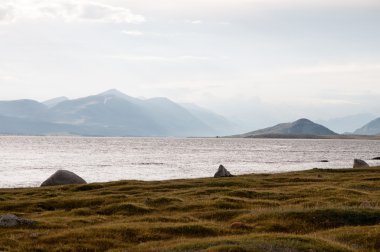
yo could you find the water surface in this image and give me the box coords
[0,136,379,188]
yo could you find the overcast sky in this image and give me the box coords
[1,0,380,127]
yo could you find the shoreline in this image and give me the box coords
[0,134,380,140]
[2,166,379,190]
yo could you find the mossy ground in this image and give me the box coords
[0,167,380,251]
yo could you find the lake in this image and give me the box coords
[0,136,379,188]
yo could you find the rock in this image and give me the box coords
[320,160,329,163]
[41,170,87,187]
[230,222,248,229]
[353,159,370,168]
[214,165,233,178]
[0,214,35,227]
[372,157,380,160]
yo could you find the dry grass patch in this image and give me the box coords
[0,167,379,251]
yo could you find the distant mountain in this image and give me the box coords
[354,117,380,135]
[0,99,49,120]
[317,113,377,134]
[234,118,337,138]
[99,89,142,104]
[180,103,237,135]
[141,98,214,136]
[49,92,215,136]
[0,89,230,137]
[0,115,82,135]
[43,97,69,108]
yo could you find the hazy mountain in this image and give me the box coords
[0,89,222,136]
[0,99,49,120]
[141,98,214,136]
[0,115,82,135]
[234,118,337,137]
[99,89,143,104]
[180,103,237,135]
[43,97,69,108]
[48,91,214,136]
[354,117,380,135]
[317,113,377,134]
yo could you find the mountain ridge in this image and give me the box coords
[0,90,235,137]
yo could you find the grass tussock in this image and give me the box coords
[144,197,183,207]
[241,208,380,233]
[98,203,152,215]
[0,167,379,251]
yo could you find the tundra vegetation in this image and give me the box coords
[0,167,379,251]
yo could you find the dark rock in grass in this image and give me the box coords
[372,157,380,160]
[0,214,35,227]
[320,160,329,163]
[353,159,370,168]
[214,165,233,178]
[41,170,87,187]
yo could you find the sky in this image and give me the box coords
[0,0,380,129]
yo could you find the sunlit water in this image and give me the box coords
[0,136,379,188]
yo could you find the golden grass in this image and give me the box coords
[0,167,380,251]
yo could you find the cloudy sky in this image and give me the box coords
[1,0,380,129]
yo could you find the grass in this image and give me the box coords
[0,167,379,251]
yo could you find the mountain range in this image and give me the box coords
[0,90,379,137]
[0,89,235,137]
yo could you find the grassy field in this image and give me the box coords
[0,167,380,251]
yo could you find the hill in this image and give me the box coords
[354,117,380,135]
[233,118,337,138]
[0,167,379,251]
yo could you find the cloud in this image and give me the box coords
[77,2,145,23]
[0,70,19,82]
[0,0,145,24]
[113,54,210,62]
[285,63,380,74]
[189,20,202,24]
[115,0,380,18]
[0,4,15,24]
[121,30,144,36]
[238,0,380,9]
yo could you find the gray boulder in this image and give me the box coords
[214,165,233,178]
[353,159,370,168]
[41,170,87,187]
[0,214,35,227]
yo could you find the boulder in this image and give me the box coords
[214,165,233,178]
[372,157,380,160]
[0,214,35,227]
[320,160,329,163]
[353,159,370,168]
[41,170,87,187]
